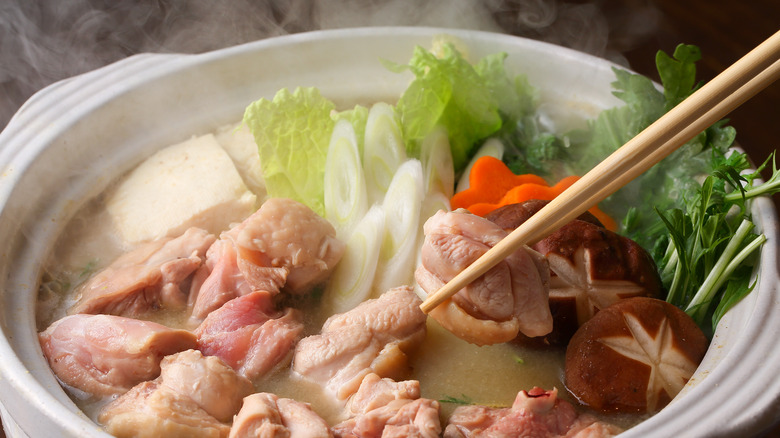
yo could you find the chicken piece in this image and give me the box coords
[444,387,622,438]
[189,239,254,319]
[100,349,253,437]
[343,373,420,417]
[100,381,231,438]
[415,210,552,346]
[190,238,287,320]
[224,197,345,294]
[229,393,333,438]
[190,198,345,319]
[196,292,304,380]
[333,374,441,438]
[69,227,215,317]
[158,350,255,422]
[38,314,196,397]
[292,286,427,402]
[106,133,257,245]
[334,398,442,438]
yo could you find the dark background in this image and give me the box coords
[1,0,778,436]
[618,0,780,209]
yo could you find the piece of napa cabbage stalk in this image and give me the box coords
[455,138,505,193]
[324,119,368,241]
[418,126,455,199]
[323,205,386,314]
[363,102,408,205]
[373,159,425,296]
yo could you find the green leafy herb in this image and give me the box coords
[659,153,779,331]
[439,394,473,405]
[513,355,525,365]
[656,44,702,110]
[388,39,537,173]
[79,259,98,280]
[594,45,779,334]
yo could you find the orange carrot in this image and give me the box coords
[466,178,575,217]
[450,156,547,210]
[451,157,617,231]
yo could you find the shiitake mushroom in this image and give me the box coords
[564,297,708,413]
[486,200,661,347]
[486,199,606,230]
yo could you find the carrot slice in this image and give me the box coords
[450,156,547,210]
[451,157,618,231]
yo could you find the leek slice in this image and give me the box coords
[419,190,451,232]
[363,102,407,204]
[324,205,386,314]
[419,126,455,199]
[373,159,424,295]
[324,119,368,240]
[455,138,505,193]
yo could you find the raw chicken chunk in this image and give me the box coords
[444,387,622,438]
[415,210,552,346]
[158,350,255,422]
[69,227,215,317]
[100,381,231,438]
[106,133,257,245]
[292,286,427,402]
[100,349,253,437]
[225,197,345,294]
[336,398,441,438]
[229,393,333,438]
[343,373,420,417]
[333,374,441,438]
[38,314,197,397]
[189,239,256,319]
[195,291,304,380]
[190,198,345,319]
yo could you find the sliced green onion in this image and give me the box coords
[324,119,368,240]
[374,159,424,295]
[419,126,455,199]
[363,102,407,204]
[324,205,386,314]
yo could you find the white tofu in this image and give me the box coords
[106,134,257,245]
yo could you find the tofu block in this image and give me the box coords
[214,123,266,200]
[106,134,257,245]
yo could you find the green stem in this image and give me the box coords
[667,259,685,306]
[685,219,754,316]
[661,240,678,280]
[717,234,767,288]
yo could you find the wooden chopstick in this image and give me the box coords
[420,30,780,314]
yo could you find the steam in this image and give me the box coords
[0,0,659,130]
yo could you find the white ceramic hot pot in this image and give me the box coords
[0,27,778,437]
